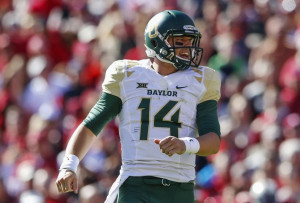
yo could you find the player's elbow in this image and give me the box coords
[210,134,221,154]
[196,132,221,156]
[210,141,220,154]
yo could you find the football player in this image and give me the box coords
[56,10,221,203]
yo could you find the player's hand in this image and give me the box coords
[154,136,186,156]
[56,169,78,194]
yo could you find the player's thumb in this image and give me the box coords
[154,139,160,144]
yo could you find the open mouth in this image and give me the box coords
[178,52,190,60]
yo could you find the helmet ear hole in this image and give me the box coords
[151,40,157,47]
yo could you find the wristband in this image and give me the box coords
[180,137,200,154]
[59,154,80,173]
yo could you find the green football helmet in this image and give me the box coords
[144,10,203,70]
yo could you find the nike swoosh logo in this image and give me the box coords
[176,85,188,89]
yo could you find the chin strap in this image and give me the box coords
[145,45,156,57]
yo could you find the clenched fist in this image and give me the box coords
[154,136,186,156]
[56,169,78,194]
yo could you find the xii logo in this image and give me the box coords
[137,83,148,88]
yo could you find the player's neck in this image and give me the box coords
[151,58,178,76]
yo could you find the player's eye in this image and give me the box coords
[174,42,184,46]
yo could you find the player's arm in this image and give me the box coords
[64,91,123,158]
[193,68,221,156]
[56,60,125,193]
[56,92,122,193]
[194,100,220,156]
[56,124,96,194]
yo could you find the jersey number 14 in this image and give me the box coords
[138,98,182,140]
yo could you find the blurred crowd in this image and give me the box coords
[0,0,300,202]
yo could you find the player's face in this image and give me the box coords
[167,36,194,60]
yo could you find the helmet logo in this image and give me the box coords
[183,25,198,31]
[145,22,158,38]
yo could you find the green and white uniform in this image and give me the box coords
[83,59,221,203]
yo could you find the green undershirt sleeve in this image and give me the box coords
[196,100,221,138]
[82,92,122,136]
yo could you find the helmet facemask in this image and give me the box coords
[163,31,203,70]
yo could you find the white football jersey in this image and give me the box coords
[103,59,220,202]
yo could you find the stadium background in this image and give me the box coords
[0,0,299,202]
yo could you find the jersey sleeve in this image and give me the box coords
[196,100,220,137]
[82,92,122,136]
[200,68,221,103]
[102,60,126,98]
